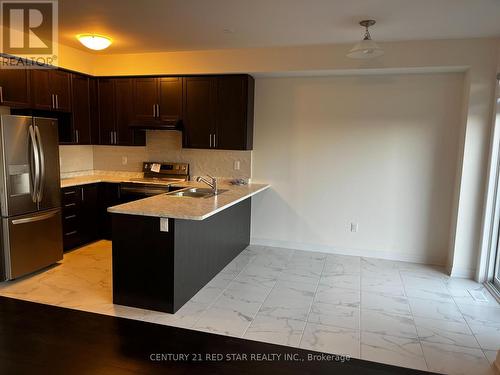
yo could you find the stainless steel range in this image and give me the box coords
[120,162,189,202]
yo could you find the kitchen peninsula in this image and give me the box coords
[107,182,269,313]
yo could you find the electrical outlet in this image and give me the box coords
[121,156,128,165]
[234,160,240,170]
[160,218,169,232]
[350,223,358,233]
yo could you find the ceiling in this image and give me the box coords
[59,0,500,54]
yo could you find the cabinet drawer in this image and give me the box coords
[62,213,79,231]
[61,187,81,204]
[62,202,78,214]
[62,229,81,251]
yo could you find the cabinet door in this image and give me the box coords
[158,77,182,123]
[0,68,30,107]
[215,75,253,150]
[114,78,139,145]
[182,77,216,149]
[71,74,91,144]
[80,184,99,244]
[132,77,158,122]
[97,79,115,145]
[98,183,121,240]
[89,78,100,144]
[50,70,71,112]
[31,69,53,110]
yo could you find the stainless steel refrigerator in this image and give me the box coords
[0,115,63,281]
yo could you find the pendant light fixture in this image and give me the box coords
[347,20,384,59]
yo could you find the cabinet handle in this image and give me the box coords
[63,190,76,195]
[0,86,3,103]
[156,104,160,118]
[81,187,84,201]
[75,129,79,143]
[64,214,77,220]
[153,104,156,117]
[213,133,216,148]
[209,134,212,148]
[51,94,55,109]
[65,230,78,236]
[110,131,114,144]
[114,131,118,144]
[55,94,59,109]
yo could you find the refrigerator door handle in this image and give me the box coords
[34,125,45,203]
[11,210,59,225]
[28,125,40,203]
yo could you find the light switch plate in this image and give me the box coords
[160,218,169,232]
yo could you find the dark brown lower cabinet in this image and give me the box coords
[61,184,99,251]
[98,183,121,240]
[112,198,251,313]
[61,183,119,251]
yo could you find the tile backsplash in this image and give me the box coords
[60,131,252,179]
[59,145,94,174]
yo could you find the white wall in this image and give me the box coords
[251,73,464,265]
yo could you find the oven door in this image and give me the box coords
[119,183,170,203]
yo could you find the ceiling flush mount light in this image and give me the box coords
[347,20,384,59]
[77,34,112,51]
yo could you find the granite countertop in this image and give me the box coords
[107,181,270,220]
[61,175,130,188]
[60,173,174,188]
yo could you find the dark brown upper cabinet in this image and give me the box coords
[114,78,143,146]
[97,78,115,146]
[97,78,145,146]
[215,75,254,150]
[89,78,100,144]
[132,77,183,125]
[31,69,71,112]
[158,77,183,123]
[182,76,216,149]
[183,75,254,150]
[133,77,157,122]
[0,68,30,107]
[70,74,91,144]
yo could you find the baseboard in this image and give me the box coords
[250,238,446,266]
[448,266,476,279]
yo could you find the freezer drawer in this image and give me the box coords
[3,208,63,280]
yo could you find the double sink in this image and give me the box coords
[166,187,227,198]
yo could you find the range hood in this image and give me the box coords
[129,119,183,131]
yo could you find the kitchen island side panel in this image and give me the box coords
[173,198,251,311]
[111,198,251,313]
[112,214,176,312]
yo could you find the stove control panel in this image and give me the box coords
[143,162,189,176]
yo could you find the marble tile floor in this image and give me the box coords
[0,240,498,375]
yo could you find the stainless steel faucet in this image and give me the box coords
[196,175,218,194]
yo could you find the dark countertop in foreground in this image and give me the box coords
[107,182,270,220]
